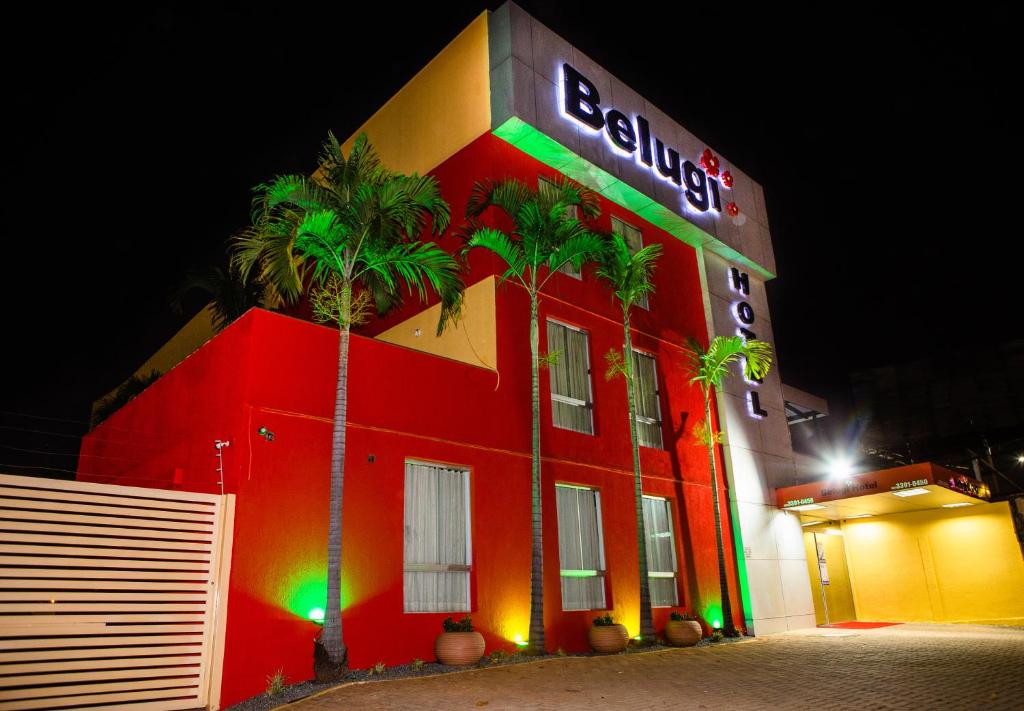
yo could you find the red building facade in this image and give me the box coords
[79,6,812,707]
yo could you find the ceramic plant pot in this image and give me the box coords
[435,631,485,666]
[588,623,629,653]
[664,620,702,647]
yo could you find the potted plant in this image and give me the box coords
[588,614,628,654]
[664,611,702,647]
[435,616,485,666]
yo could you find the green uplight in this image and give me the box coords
[513,634,529,648]
[633,635,642,641]
[285,572,329,622]
[703,603,723,630]
[308,607,325,624]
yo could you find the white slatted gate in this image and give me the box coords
[0,474,234,711]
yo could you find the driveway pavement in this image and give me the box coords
[285,624,1024,710]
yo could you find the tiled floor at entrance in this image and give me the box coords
[286,624,1024,710]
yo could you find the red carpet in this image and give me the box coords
[821,621,902,629]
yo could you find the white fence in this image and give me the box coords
[0,474,234,710]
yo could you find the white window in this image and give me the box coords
[403,461,471,613]
[546,320,594,434]
[611,216,647,308]
[632,350,664,449]
[556,484,606,610]
[540,176,583,279]
[642,495,679,607]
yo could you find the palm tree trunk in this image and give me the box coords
[527,291,546,655]
[704,393,736,636]
[623,311,654,640]
[322,288,352,666]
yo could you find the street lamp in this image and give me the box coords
[826,455,853,479]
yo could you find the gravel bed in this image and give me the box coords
[225,637,751,711]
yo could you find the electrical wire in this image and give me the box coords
[0,443,134,462]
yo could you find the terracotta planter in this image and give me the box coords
[588,623,628,654]
[435,631,485,666]
[664,620,702,647]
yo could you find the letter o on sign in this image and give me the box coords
[734,301,755,325]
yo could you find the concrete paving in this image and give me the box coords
[286,624,1024,710]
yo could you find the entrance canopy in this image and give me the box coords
[776,462,991,523]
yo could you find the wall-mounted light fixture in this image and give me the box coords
[257,426,275,442]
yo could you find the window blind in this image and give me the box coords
[556,484,606,610]
[403,462,471,612]
[547,321,594,434]
[642,495,679,607]
[632,350,664,449]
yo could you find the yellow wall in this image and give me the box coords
[803,530,857,625]
[375,276,496,371]
[842,502,1024,624]
[341,12,491,177]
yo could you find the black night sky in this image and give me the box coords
[2,2,1018,476]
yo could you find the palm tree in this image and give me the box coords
[595,233,662,642]
[462,177,604,654]
[234,132,464,671]
[170,264,265,332]
[684,335,772,636]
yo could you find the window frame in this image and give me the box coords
[610,215,648,309]
[555,483,608,611]
[631,348,664,449]
[402,459,472,614]
[642,494,679,608]
[546,318,595,435]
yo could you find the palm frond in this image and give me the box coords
[357,241,464,335]
[545,231,605,280]
[683,335,773,391]
[466,178,531,219]
[462,227,527,284]
[595,234,662,308]
[230,207,307,305]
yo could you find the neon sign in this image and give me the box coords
[560,63,725,217]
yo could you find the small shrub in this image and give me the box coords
[592,614,615,627]
[710,630,724,643]
[442,615,474,632]
[556,647,567,657]
[670,610,698,622]
[488,650,509,664]
[265,668,286,697]
[411,658,425,670]
[368,661,386,676]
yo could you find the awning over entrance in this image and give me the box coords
[775,462,991,523]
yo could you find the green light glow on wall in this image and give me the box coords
[559,569,599,578]
[286,574,328,622]
[703,603,723,631]
[492,117,775,280]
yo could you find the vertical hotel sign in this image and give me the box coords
[728,267,768,419]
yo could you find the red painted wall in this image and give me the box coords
[78,132,744,708]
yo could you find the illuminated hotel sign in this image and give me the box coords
[560,63,725,218]
[727,266,768,418]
